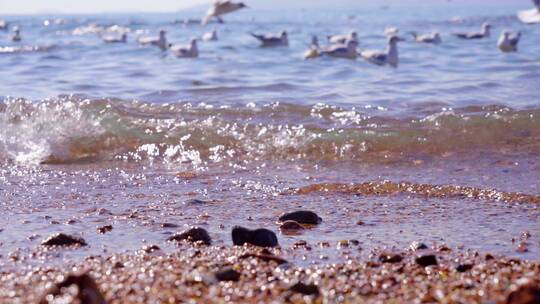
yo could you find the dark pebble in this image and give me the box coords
[232,226,278,247]
[506,285,540,304]
[278,211,322,225]
[409,241,429,251]
[161,223,179,228]
[289,282,320,296]
[456,263,474,272]
[215,268,241,282]
[167,227,211,246]
[96,225,113,234]
[41,233,87,247]
[415,254,438,267]
[379,252,403,263]
[142,245,161,253]
[186,199,208,205]
[39,273,105,304]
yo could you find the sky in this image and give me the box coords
[0,0,523,14]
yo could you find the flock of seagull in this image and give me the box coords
[1,0,538,65]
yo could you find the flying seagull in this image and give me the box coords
[202,1,248,25]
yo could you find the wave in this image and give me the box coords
[1,96,539,166]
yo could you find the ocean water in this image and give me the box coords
[0,3,539,264]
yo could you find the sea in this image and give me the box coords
[0,2,539,266]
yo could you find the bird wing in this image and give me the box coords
[250,33,266,41]
[452,33,468,39]
[361,51,386,64]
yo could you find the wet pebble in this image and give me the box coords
[279,220,304,231]
[41,233,87,247]
[186,199,208,205]
[278,211,322,225]
[289,282,320,296]
[409,241,429,251]
[379,252,403,263]
[39,273,105,304]
[161,223,179,228]
[167,227,211,246]
[97,225,113,234]
[456,263,474,272]
[215,268,241,282]
[506,285,540,304]
[415,253,438,267]
[232,226,278,247]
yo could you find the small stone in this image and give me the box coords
[232,226,278,247]
[506,285,540,304]
[167,227,211,246]
[356,220,365,225]
[161,223,179,228]
[409,241,429,251]
[456,263,474,272]
[41,233,87,247]
[39,273,105,304]
[142,245,161,253]
[215,268,241,282]
[516,242,529,253]
[186,199,208,205]
[97,225,113,234]
[289,282,320,296]
[379,252,403,263]
[279,220,304,230]
[278,211,322,225]
[415,253,438,267]
[485,253,495,260]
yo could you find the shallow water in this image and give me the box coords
[0,3,539,266]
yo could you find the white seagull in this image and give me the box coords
[384,26,399,36]
[410,32,442,45]
[103,33,127,43]
[327,31,358,44]
[171,39,199,58]
[202,29,218,41]
[304,36,321,59]
[320,39,359,60]
[359,36,403,68]
[250,30,288,47]
[11,27,21,42]
[0,20,7,30]
[518,0,540,24]
[202,1,248,25]
[453,23,492,40]
[497,31,521,53]
[138,30,168,50]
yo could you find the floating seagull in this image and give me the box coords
[138,30,168,50]
[410,32,442,45]
[10,27,21,42]
[453,23,492,39]
[102,33,127,43]
[359,36,403,68]
[0,20,7,30]
[202,29,218,41]
[171,39,199,58]
[327,31,358,44]
[384,26,399,36]
[304,36,320,59]
[497,31,521,53]
[250,30,288,47]
[202,0,248,25]
[320,39,359,60]
[518,0,540,24]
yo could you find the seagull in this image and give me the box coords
[202,29,218,41]
[518,0,540,24]
[171,39,199,58]
[250,30,288,47]
[384,26,399,36]
[304,36,321,59]
[102,33,127,43]
[320,39,359,59]
[0,20,7,30]
[453,23,492,39]
[327,31,358,44]
[10,27,21,42]
[497,31,521,53]
[202,0,248,25]
[138,30,168,50]
[359,36,403,68]
[410,31,442,45]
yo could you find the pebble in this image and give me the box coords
[97,225,113,234]
[39,273,105,304]
[279,220,304,231]
[232,226,278,247]
[456,263,474,272]
[409,241,429,251]
[41,233,87,247]
[379,252,403,263]
[167,227,211,246]
[415,253,438,267]
[289,282,320,296]
[186,199,208,205]
[279,211,322,225]
[215,268,241,282]
[506,285,540,304]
